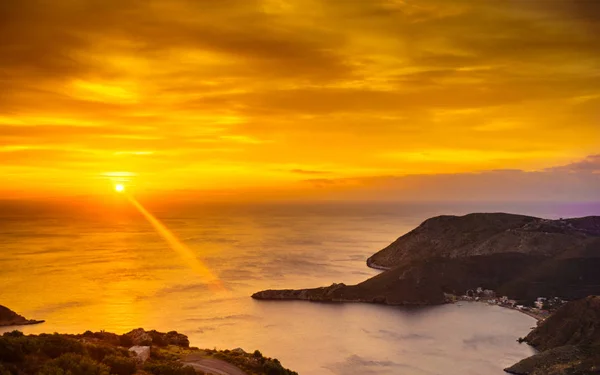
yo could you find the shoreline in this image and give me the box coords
[455,299,546,321]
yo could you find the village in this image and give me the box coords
[447,287,567,321]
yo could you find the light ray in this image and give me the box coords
[126,194,225,291]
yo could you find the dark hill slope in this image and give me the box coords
[253,253,600,304]
[505,296,600,375]
[367,213,600,270]
[253,214,600,306]
[525,295,600,351]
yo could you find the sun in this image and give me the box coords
[115,184,125,192]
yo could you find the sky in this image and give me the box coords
[1,0,599,201]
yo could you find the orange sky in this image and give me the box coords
[1,0,599,201]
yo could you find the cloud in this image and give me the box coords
[290,169,330,175]
[299,154,600,202]
[0,0,599,197]
[547,154,600,173]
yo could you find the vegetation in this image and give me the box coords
[205,348,298,375]
[0,329,296,375]
[506,296,600,375]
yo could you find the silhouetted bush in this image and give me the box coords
[37,334,85,359]
[86,343,129,362]
[39,353,110,375]
[263,359,289,375]
[3,331,24,338]
[118,335,134,348]
[102,354,137,375]
[0,363,12,375]
[0,336,25,362]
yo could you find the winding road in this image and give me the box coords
[182,353,248,375]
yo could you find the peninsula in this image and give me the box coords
[0,305,44,327]
[253,213,600,306]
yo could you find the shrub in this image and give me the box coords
[119,335,134,348]
[0,363,12,375]
[263,361,287,375]
[0,337,24,362]
[37,334,85,359]
[102,354,137,375]
[3,331,24,338]
[253,349,263,358]
[86,343,129,362]
[39,353,110,375]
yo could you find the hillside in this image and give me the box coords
[367,213,600,269]
[0,328,297,375]
[253,213,600,306]
[505,296,600,374]
[0,306,44,327]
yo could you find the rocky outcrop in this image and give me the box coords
[367,213,600,270]
[0,305,44,327]
[122,328,190,347]
[78,328,190,348]
[505,296,600,374]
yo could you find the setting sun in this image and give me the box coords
[115,184,125,192]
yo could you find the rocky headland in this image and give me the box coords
[0,305,44,327]
[505,296,600,375]
[252,213,600,305]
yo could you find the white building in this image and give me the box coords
[129,346,151,363]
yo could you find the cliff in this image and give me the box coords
[253,213,600,306]
[505,296,600,375]
[0,305,44,327]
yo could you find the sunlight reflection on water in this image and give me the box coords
[3,201,592,374]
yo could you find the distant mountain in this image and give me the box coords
[253,213,600,305]
[0,305,44,327]
[505,296,600,374]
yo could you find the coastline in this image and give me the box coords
[454,299,546,321]
[365,259,391,271]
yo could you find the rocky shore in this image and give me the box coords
[0,305,44,327]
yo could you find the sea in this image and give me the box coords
[1,200,598,375]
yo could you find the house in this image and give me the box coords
[534,298,546,309]
[482,289,496,298]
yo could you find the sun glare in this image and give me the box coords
[115,184,125,192]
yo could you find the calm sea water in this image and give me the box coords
[1,200,598,374]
